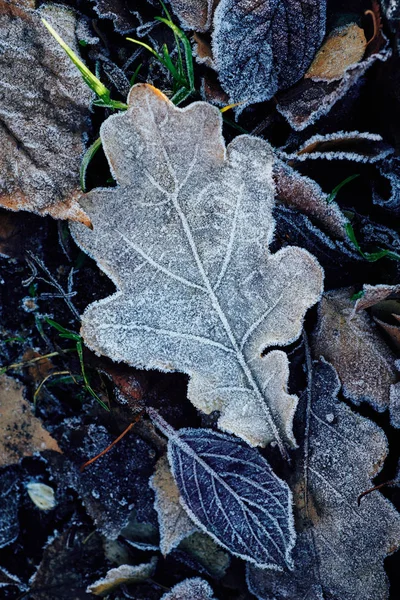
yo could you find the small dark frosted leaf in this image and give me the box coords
[0,467,20,548]
[247,359,400,600]
[169,0,219,32]
[150,410,296,570]
[161,577,218,600]
[92,0,141,34]
[373,156,400,214]
[212,0,326,110]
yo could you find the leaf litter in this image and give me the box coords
[1,1,400,598]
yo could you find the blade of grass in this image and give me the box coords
[327,174,360,204]
[345,223,400,262]
[129,62,142,86]
[155,16,194,90]
[80,136,102,192]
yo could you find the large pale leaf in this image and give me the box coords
[247,359,400,600]
[0,1,92,224]
[149,409,296,570]
[312,288,397,411]
[212,0,326,111]
[71,84,323,452]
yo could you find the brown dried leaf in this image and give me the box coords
[354,283,400,312]
[0,2,92,224]
[305,23,367,81]
[247,359,400,600]
[150,455,198,556]
[0,375,61,468]
[169,0,219,32]
[274,161,347,240]
[312,288,397,411]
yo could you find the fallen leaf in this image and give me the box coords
[30,527,106,600]
[390,382,400,429]
[305,23,367,81]
[354,283,400,312]
[0,2,92,224]
[312,288,397,411]
[26,482,56,511]
[373,156,400,214]
[274,161,347,239]
[276,31,391,131]
[86,557,157,596]
[193,33,215,68]
[0,566,26,594]
[247,359,400,600]
[91,0,140,34]
[169,0,219,32]
[0,375,61,468]
[282,131,393,164]
[149,409,296,570]
[212,0,326,112]
[150,455,198,555]
[373,316,400,350]
[70,84,324,451]
[0,466,20,548]
[161,577,218,600]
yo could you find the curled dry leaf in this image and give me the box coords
[212,0,326,112]
[305,23,367,81]
[0,1,92,224]
[283,131,393,164]
[373,156,400,214]
[150,455,198,555]
[71,84,323,451]
[274,161,347,239]
[354,283,400,312]
[0,375,61,468]
[312,288,397,412]
[169,0,219,32]
[149,409,296,571]
[161,577,218,600]
[247,359,400,600]
[86,557,157,596]
[276,30,391,130]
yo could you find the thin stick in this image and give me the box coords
[80,411,144,471]
[357,480,396,505]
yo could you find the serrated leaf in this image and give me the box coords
[149,409,296,570]
[312,288,397,411]
[0,2,92,224]
[212,0,326,111]
[70,84,323,452]
[247,359,400,600]
[161,577,218,600]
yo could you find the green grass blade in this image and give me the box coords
[327,174,360,204]
[126,38,166,64]
[130,63,142,86]
[155,17,195,91]
[42,18,110,102]
[80,137,102,192]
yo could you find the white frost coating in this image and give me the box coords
[390,383,400,429]
[280,131,393,164]
[169,0,218,31]
[150,455,198,555]
[161,577,218,600]
[71,84,324,451]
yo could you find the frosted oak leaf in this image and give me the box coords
[71,84,323,452]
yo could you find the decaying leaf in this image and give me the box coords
[86,557,157,596]
[0,375,61,468]
[150,455,198,555]
[91,0,140,34]
[149,409,296,570]
[161,577,218,600]
[276,31,391,130]
[274,161,347,239]
[0,1,92,224]
[0,566,26,594]
[178,532,230,579]
[212,0,326,111]
[169,0,219,32]
[70,84,323,451]
[390,381,400,429]
[30,527,106,600]
[26,482,56,511]
[354,283,400,312]
[282,131,393,164]
[247,359,400,600]
[305,23,367,81]
[312,288,397,412]
[373,156,400,214]
[0,467,20,548]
